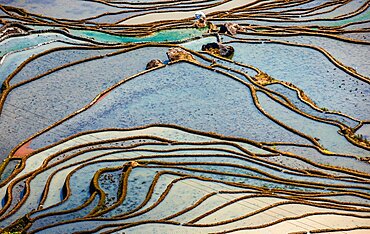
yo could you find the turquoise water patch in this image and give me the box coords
[70,28,207,44]
[30,25,207,44]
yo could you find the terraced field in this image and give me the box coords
[0,0,369,233]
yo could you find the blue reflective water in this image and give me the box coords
[230,42,370,120]
[223,34,370,77]
[222,5,370,27]
[28,62,309,151]
[266,83,359,128]
[0,46,170,158]
[257,91,369,157]
[10,48,120,86]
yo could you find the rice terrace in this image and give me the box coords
[0,0,369,233]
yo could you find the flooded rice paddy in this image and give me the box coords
[0,0,369,233]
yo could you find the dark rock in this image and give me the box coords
[166,47,196,62]
[201,42,219,51]
[146,59,164,69]
[201,42,234,58]
[219,44,234,58]
[219,22,244,35]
